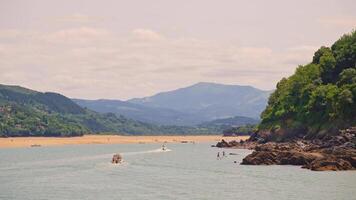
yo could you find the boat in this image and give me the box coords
[161,144,167,151]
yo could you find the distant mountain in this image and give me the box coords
[75,82,271,126]
[1,84,239,136]
[0,84,85,114]
[72,99,200,125]
[128,82,271,124]
[0,84,219,136]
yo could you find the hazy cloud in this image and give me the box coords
[0,26,319,99]
[51,14,105,24]
[317,16,356,28]
[0,0,355,100]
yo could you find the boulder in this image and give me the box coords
[306,157,353,171]
[216,139,231,148]
[241,150,319,166]
[241,151,278,165]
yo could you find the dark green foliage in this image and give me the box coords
[223,125,256,136]
[260,31,356,140]
[0,104,87,137]
[0,85,85,114]
[33,92,85,114]
[198,116,259,133]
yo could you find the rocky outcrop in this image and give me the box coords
[216,139,232,148]
[216,139,257,149]
[241,150,320,166]
[112,154,122,164]
[306,157,353,171]
[218,127,356,171]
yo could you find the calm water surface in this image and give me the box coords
[0,142,355,200]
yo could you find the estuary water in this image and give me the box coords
[0,142,355,200]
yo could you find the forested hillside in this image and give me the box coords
[0,85,213,136]
[258,31,356,141]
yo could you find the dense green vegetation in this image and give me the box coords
[259,31,356,141]
[198,116,258,134]
[222,124,257,136]
[0,104,88,137]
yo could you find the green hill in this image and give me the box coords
[0,84,226,136]
[258,31,356,141]
[0,85,170,136]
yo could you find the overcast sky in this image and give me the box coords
[0,0,355,100]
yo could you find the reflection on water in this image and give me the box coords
[0,143,355,200]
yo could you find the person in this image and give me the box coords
[217,152,220,159]
[222,151,226,157]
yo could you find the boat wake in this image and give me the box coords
[122,148,172,156]
[1,148,172,171]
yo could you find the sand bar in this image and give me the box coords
[0,135,248,148]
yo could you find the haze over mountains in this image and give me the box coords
[74,82,271,126]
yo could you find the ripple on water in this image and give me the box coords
[0,143,355,200]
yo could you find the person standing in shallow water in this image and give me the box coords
[222,151,226,157]
[217,152,220,159]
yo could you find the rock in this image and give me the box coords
[241,150,319,166]
[228,140,240,146]
[257,138,266,144]
[215,139,257,149]
[278,151,315,165]
[112,154,122,164]
[241,151,278,165]
[240,127,356,171]
[307,157,353,171]
[216,139,231,148]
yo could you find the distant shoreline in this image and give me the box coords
[0,135,248,148]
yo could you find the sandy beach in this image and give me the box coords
[0,135,248,148]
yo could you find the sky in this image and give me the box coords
[0,0,355,100]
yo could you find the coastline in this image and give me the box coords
[0,135,248,148]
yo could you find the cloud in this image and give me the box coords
[42,27,112,44]
[50,14,105,24]
[131,29,165,41]
[0,29,23,39]
[317,16,356,28]
[282,45,318,65]
[0,27,314,99]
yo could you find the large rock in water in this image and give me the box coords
[240,127,356,171]
[112,154,122,164]
[241,150,320,166]
[216,139,232,148]
[215,127,356,171]
[240,141,356,171]
[306,157,353,171]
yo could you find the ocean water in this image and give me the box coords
[0,142,355,200]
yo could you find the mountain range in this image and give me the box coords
[74,82,271,126]
[0,83,262,137]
